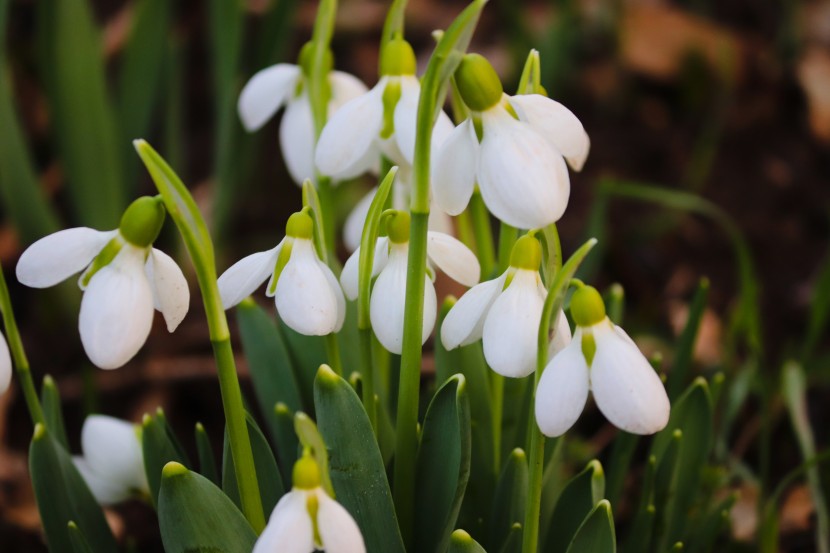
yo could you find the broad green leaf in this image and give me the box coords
[67,521,93,553]
[564,500,616,553]
[544,460,605,553]
[604,432,638,509]
[158,462,257,553]
[448,530,488,553]
[279,320,326,411]
[194,422,219,485]
[686,493,736,553]
[622,456,657,553]
[314,365,406,553]
[415,374,472,553]
[294,411,334,497]
[490,449,528,550]
[29,424,118,553]
[142,409,189,506]
[223,412,284,516]
[41,375,69,449]
[652,431,683,552]
[668,278,709,399]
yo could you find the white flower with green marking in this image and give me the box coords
[432,54,590,229]
[535,285,670,437]
[238,42,369,185]
[16,197,190,370]
[340,211,480,354]
[0,330,10,394]
[218,211,345,336]
[72,415,149,505]
[253,454,365,553]
[441,235,571,378]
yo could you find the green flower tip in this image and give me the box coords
[286,211,314,239]
[299,42,333,77]
[570,285,606,327]
[162,461,188,479]
[293,454,322,490]
[119,196,165,247]
[509,235,542,271]
[386,210,411,244]
[380,38,417,76]
[455,53,503,112]
[33,423,46,441]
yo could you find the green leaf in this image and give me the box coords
[415,374,472,553]
[314,365,406,553]
[802,249,830,362]
[142,409,189,506]
[685,493,736,553]
[622,456,657,553]
[41,375,69,449]
[194,422,219,485]
[544,460,605,553]
[604,432,638,509]
[222,412,284,516]
[29,424,118,553]
[67,521,94,553]
[490,449,528,550]
[279,320,327,410]
[498,523,523,553]
[158,462,257,553]
[448,530,489,553]
[668,278,709,399]
[564,500,616,553]
[272,403,300,484]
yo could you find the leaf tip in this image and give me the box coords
[275,402,292,416]
[33,422,46,441]
[450,529,473,543]
[597,499,612,514]
[315,363,340,386]
[162,461,188,479]
[509,447,526,462]
[43,374,55,387]
[239,297,256,309]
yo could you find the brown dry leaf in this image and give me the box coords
[730,483,759,542]
[780,484,815,534]
[668,302,723,366]
[797,47,830,142]
[620,2,742,82]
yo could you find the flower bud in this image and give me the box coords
[570,285,606,327]
[286,211,314,240]
[386,210,411,244]
[292,454,322,490]
[119,196,165,248]
[508,235,542,271]
[380,38,417,77]
[455,53,503,112]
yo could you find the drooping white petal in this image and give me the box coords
[432,119,478,216]
[80,415,148,496]
[253,490,315,553]
[329,71,369,110]
[441,272,507,350]
[317,489,366,553]
[590,320,671,434]
[238,64,301,131]
[548,309,572,359]
[340,237,389,301]
[509,94,590,171]
[79,246,154,369]
[535,334,590,437]
[320,259,347,333]
[482,269,545,378]
[217,244,282,309]
[0,331,11,395]
[426,231,480,287]
[280,93,317,185]
[275,240,342,336]
[145,249,189,332]
[427,205,454,237]
[478,107,570,229]
[73,456,131,505]
[16,228,117,288]
[343,188,376,252]
[315,81,384,177]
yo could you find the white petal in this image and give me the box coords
[391,76,421,165]
[320,258,347,332]
[343,188,376,252]
[0,331,11,395]
[427,204,454,237]
[275,240,342,336]
[329,71,369,110]
[81,415,148,496]
[253,490,315,553]
[238,64,301,131]
[548,309,572,359]
[79,246,154,369]
[317,490,366,553]
[441,272,506,350]
[482,269,545,377]
[217,244,281,309]
[16,228,116,288]
[145,249,189,332]
[590,321,671,434]
[280,94,317,185]
[478,108,570,229]
[427,231,480,287]
[535,336,590,437]
[315,81,384,177]
[73,456,131,505]
[509,94,590,171]
[340,237,389,301]
[432,119,478,216]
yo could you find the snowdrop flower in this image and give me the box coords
[254,453,365,553]
[441,234,571,378]
[73,415,149,505]
[238,42,369,184]
[432,54,590,229]
[16,197,189,370]
[0,331,10,394]
[315,37,454,180]
[218,211,345,336]
[535,285,670,437]
[340,211,479,354]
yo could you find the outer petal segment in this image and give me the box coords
[252,490,315,553]
[280,94,317,185]
[16,228,116,288]
[426,231,480,287]
[535,335,590,437]
[317,490,366,553]
[238,64,301,131]
[441,272,506,350]
[509,94,590,171]
[432,119,478,216]
[217,244,282,309]
[80,415,148,498]
[145,249,189,332]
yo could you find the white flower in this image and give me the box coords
[440,235,571,378]
[534,286,670,437]
[340,212,479,354]
[72,415,149,505]
[218,212,345,336]
[238,58,368,184]
[432,54,589,229]
[0,330,11,394]
[16,198,189,370]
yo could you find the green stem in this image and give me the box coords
[470,191,496,277]
[0,265,44,426]
[498,222,518,272]
[491,372,504,473]
[316,176,337,259]
[324,332,343,376]
[359,328,377,430]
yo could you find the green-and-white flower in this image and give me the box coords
[441,235,571,378]
[16,197,189,370]
[218,211,345,336]
[535,285,670,436]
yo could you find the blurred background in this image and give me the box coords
[0,0,828,551]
